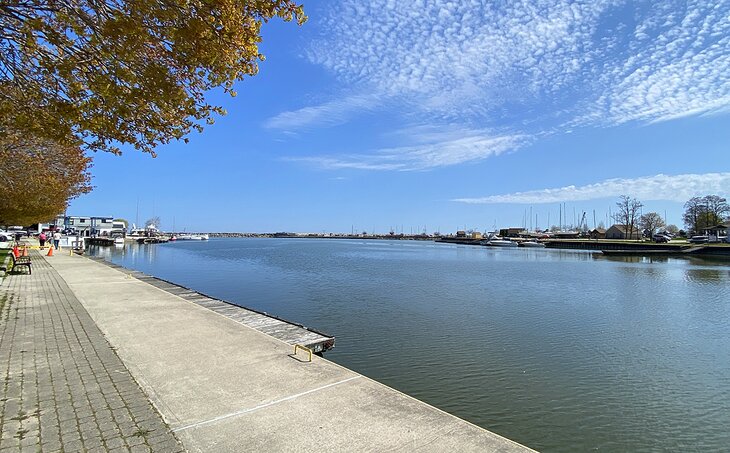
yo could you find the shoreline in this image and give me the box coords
[41,251,534,452]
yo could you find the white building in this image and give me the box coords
[40,216,126,237]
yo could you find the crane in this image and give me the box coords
[578,211,588,231]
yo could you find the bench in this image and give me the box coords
[10,253,31,274]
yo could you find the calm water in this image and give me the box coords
[90,238,730,452]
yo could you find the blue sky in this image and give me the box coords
[70,0,730,233]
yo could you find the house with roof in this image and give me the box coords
[702,221,730,242]
[590,228,606,239]
[605,224,641,240]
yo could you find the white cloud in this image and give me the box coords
[306,1,611,120]
[263,95,379,131]
[587,0,730,125]
[270,1,730,170]
[453,173,730,204]
[297,1,730,128]
[284,128,527,171]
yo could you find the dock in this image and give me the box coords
[87,237,116,246]
[91,258,335,353]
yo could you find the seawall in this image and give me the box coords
[45,252,534,452]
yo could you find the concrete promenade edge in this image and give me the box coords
[46,251,535,452]
[0,250,184,452]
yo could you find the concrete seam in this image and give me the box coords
[172,375,363,432]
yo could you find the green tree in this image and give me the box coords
[0,0,306,156]
[683,195,729,234]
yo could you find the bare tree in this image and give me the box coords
[640,212,666,236]
[614,195,643,240]
[145,217,161,229]
[666,224,679,234]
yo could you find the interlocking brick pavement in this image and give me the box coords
[0,251,184,452]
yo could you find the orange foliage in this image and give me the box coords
[0,1,306,156]
[0,130,92,226]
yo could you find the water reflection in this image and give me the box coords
[90,242,160,265]
[598,254,670,264]
[684,268,730,283]
[597,253,730,266]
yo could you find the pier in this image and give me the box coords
[5,250,533,452]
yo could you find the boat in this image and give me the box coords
[176,234,209,241]
[137,237,169,244]
[113,237,125,245]
[520,241,546,248]
[485,239,518,247]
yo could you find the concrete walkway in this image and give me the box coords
[46,251,532,452]
[0,250,183,452]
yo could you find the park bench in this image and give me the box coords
[10,253,31,274]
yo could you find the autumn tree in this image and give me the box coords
[613,195,643,240]
[0,130,92,226]
[683,195,730,234]
[0,0,306,156]
[639,212,666,235]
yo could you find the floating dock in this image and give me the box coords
[91,258,335,353]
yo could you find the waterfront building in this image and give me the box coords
[39,216,126,237]
[605,224,641,240]
[702,222,730,242]
[590,228,607,239]
[500,227,527,237]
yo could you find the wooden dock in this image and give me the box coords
[87,237,116,246]
[90,258,335,353]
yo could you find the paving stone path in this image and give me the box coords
[0,251,184,453]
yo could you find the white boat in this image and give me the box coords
[520,241,545,248]
[485,239,518,247]
[176,234,209,241]
[128,223,160,238]
[113,237,125,245]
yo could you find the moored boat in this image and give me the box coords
[176,234,209,240]
[520,241,546,248]
[485,239,518,247]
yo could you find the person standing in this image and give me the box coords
[53,230,61,250]
[39,232,47,247]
